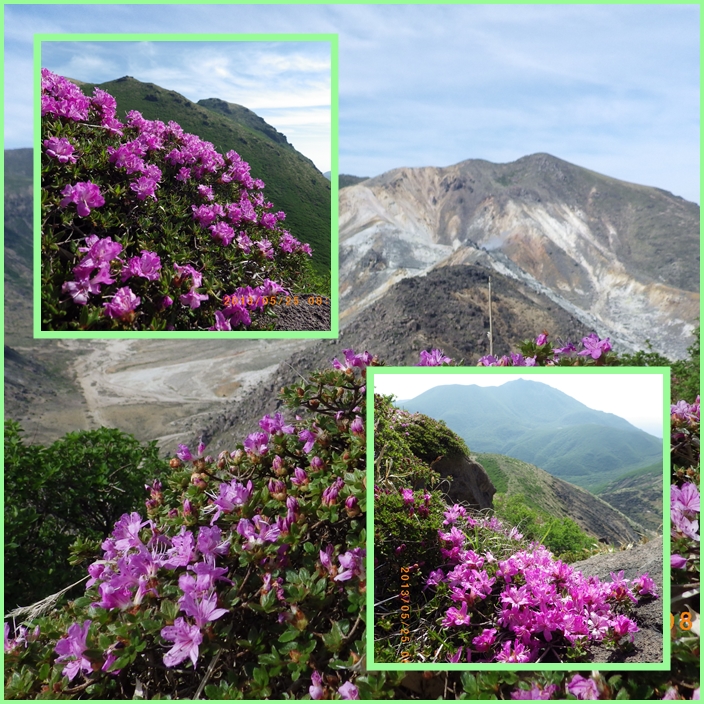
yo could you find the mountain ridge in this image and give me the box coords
[339,152,699,359]
[398,380,663,489]
[476,452,649,543]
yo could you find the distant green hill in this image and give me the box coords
[398,379,662,489]
[475,453,647,544]
[78,76,331,283]
[592,462,664,533]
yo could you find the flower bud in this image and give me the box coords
[170,457,183,469]
[345,496,361,517]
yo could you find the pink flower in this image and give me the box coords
[671,553,688,569]
[577,333,612,360]
[209,221,236,246]
[472,628,497,652]
[180,592,228,629]
[236,515,281,549]
[180,288,209,310]
[631,572,658,597]
[442,601,471,627]
[672,482,700,515]
[103,286,140,321]
[417,349,452,366]
[566,674,600,700]
[350,416,364,435]
[59,181,105,217]
[44,136,77,163]
[244,431,269,456]
[335,548,365,582]
[338,681,359,700]
[309,671,324,699]
[130,176,158,201]
[121,251,161,282]
[161,617,202,668]
[54,620,92,682]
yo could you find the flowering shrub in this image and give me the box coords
[378,506,656,664]
[41,70,320,331]
[4,350,406,700]
[373,404,657,665]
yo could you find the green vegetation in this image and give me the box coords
[475,453,508,494]
[618,325,699,405]
[4,421,168,610]
[493,494,597,562]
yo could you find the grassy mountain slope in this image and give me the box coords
[502,423,662,489]
[592,462,664,533]
[399,380,662,490]
[476,452,648,543]
[78,76,331,281]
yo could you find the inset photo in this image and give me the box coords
[366,366,670,671]
[36,34,337,337]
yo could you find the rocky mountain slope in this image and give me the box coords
[339,153,699,359]
[593,463,664,534]
[477,453,650,543]
[195,265,593,453]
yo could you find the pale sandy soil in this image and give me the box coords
[7,336,312,452]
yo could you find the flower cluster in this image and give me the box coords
[396,502,657,664]
[478,332,614,366]
[41,69,319,331]
[3,351,374,699]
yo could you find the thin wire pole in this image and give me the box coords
[488,276,494,356]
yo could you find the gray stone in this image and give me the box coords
[431,453,496,509]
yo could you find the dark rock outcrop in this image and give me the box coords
[431,453,495,509]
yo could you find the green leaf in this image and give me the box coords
[279,627,299,643]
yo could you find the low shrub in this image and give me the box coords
[4,422,168,610]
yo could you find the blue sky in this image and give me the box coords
[373,372,666,438]
[5,3,700,202]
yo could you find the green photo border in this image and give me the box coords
[365,365,671,672]
[33,32,339,339]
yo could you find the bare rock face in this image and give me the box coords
[339,153,700,359]
[431,453,496,509]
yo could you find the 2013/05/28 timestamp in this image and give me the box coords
[222,295,329,307]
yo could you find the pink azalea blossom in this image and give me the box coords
[161,617,202,668]
[54,620,92,682]
[103,287,140,321]
[44,136,77,163]
[338,681,359,700]
[417,349,452,366]
[59,181,105,217]
[566,674,600,700]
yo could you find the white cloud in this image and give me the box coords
[5,4,699,201]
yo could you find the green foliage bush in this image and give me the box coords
[4,422,168,610]
[493,494,596,562]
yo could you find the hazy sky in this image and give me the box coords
[5,4,700,202]
[372,371,666,438]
